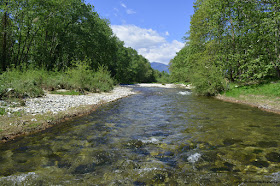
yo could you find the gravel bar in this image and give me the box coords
[3,86,136,115]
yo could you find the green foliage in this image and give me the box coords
[191,64,226,96]
[0,0,155,85]
[65,60,95,92]
[0,67,44,99]
[169,44,191,83]
[50,90,83,96]
[0,108,5,115]
[225,81,280,98]
[91,65,114,92]
[0,61,116,99]
[170,0,280,96]
[154,70,171,84]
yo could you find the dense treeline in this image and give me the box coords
[0,0,155,85]
[170,0,280,95]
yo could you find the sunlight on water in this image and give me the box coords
[177,91,192,95]
[0,86,279,185]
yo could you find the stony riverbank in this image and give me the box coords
[216,94,280,115]
[0,86,136,143]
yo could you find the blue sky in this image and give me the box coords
[85,0,195,65]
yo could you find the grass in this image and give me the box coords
[0,108,5,115]
[224,81,280,98]
[50,90,83,95]
[0,62,115,100]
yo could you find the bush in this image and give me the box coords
[92,65,114,92]
[65,60,95,92]
[0,61,115,99]
[191,64,226,96]
[0,108,5,115]
[0,67,44,99]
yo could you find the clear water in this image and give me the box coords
[0,86,280,185]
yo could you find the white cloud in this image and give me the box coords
[111,25,184,65]
[120,2,136,15]
[121,3,127,8]
[126,9,136,15]
[165,31,170,36]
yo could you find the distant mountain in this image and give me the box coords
[150,62,169,73]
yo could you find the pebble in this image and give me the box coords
[1,86,136,115]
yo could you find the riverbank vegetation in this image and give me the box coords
[170,0,280,96]
[0,0,156,101]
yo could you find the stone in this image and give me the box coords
[266,152,280,162]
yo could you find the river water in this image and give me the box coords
[0,86,280,185]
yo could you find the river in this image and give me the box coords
[0,86,280,185]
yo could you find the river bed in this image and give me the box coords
[0,86,280,185]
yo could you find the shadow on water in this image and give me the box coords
[0,86,280,185]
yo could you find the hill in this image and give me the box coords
[150,62,169,73]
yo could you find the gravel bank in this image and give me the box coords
[0,86,137,142]
[135,83,192,89]
[2,86,136,115]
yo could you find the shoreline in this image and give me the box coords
[135,83,192,89]
[0,86,137,143]
[216,94,280,115]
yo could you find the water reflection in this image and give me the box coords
[0,86,280,185]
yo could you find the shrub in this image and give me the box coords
[65,60,95,92]
[92,65,114,92]
[0,67,44,99]
[0,108,5,115]
[191,64,226,96]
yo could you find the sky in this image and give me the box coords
[85,0,195,65]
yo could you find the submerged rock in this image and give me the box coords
[223,138,243,146]
[72,163,96,174]
[257,141,278,148]
[251,160,270,168]
[266,152,280,162]
[126,140,144,149]
[133,181,146,186]
[152,174,165,184]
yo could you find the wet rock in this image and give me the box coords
[201,152,219,162]
[253,149,263,154]
[178,143,195,152]
[239,153,256,165]
[92,151,112,165]
[223,162,234,170]
[133,148,150,156]
[156,156,177,167]
[12,155,28,164]
[0,168,16,177]
[266,152,280,162]
[126,140,144,149]
[14,146,29,153]
[73,163,96,174]
[257,141,278,148]
[133,181,146,186]
[152,174,165,184]
[119,160,140,170]
[223,138,242,146]
[58,161,72,169]
[151,131,169,137]
[210,167,231,172]
[47,153,61,162]
[88,136,108,146]
[251,160,269,168]
[163,151,174,156]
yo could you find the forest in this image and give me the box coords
[170,0,280,95]
[0,0,159,98]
